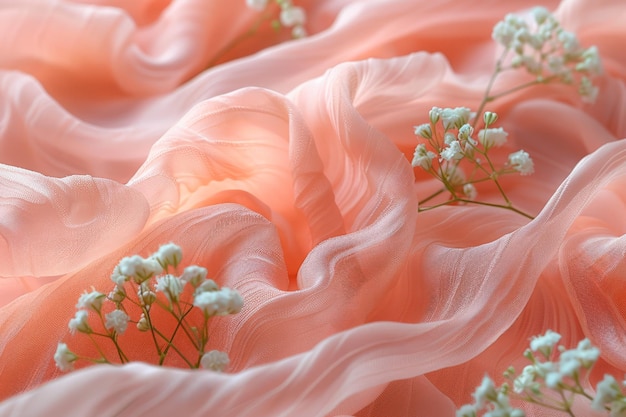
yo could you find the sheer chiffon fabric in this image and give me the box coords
[0,0,625,416]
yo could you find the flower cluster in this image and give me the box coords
[458,330,626,417]
[412,7,601,219]
[492,6,602,102]
[245,0,307,38]
[54,243,243,372]
[413,109,535,219]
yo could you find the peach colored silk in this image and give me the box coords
[1,0,626,416]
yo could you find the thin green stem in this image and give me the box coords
[86,333,112,364]
[558,389,577,417]
[95,310,129,363]
[205,11,274,69]
[418,188,446,205]
[151,326,195,368]
[473,48,509,130]
[159,304,197,366]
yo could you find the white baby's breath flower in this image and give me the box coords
[194,287,243,316]
[592,375,623,410]
[576,46,602,75]
[180,265,208,288]
[137,314,150,332]
[473,376,497,408]
[118,255,163,282]
[280,6,306,27]
[443,132,456,145]
[155,274,184,304]
[153,243,183,269]
[513,365,541,394]
[412,144,436,170]
[478,127,508,148]
[110,266,128,286]
[483,111,498,126]
[532,6,550,25]
[54,343,76,372]
[105,309,130,335]
[441,107,472,130]
[292,25,307,38]
[456,404,477,417]
[245,0,268,11]
[463,183,477,200]
[508,150,534,175]
[68,310,90,334]
[195,278,220,294]
[457,124,474,141]
[558,30,580,54]
[579,76,599,103]
[76,290,105,312]
[108,285,126,303]
[200,350,230,372]
[414,123,432,139]
[429,107,442,124]
[492,14,527,49]
[440,163,465,187]
[545,370,564,388]
[440,140,464,161]
[137,284,157,306]
[556,338,600,379]
[530,329,561,357]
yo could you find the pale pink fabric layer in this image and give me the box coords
[0,0,625,416]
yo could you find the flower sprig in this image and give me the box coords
[54,243,243,373]
[413,108,535,219]
[458,330,626,417]
[206,1,307,68]
[246,0,307,39]
[412,6,602,219]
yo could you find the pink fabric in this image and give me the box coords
[0,0,625,416]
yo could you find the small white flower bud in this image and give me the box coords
[137,284,157,306]
[558,30,580,54]
[194,287,243,316]
[411,144,435,170]
[105,309,130,335]
[200,350,230,372]
[155,274,184,304]
[578,76,599,103]
[457,124,474,141]
[137,314,151,332]
[456,404,476,417]
[478,127,508,148]
[118,255,163,283]
[440,140,463,161]
[529,329,561,357]
[413,123,432,139]
[76,290,105,312]
[245,0,268,11]
[280,6,306,27]
[292,25,307,39]
[180,265,208,288]
[508,150,534,175]
[108,285,126,303]
[473,376,497,408]
[110,266,128,286]
[483,111,498,126]
[463,184,477,200]
[68,310,91,334]
[532,6,550,24]
[429,107,442,124]
[153,243,183,269]
[592,375,622,410]
[54,343,76,372]
[195,279,220,294]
